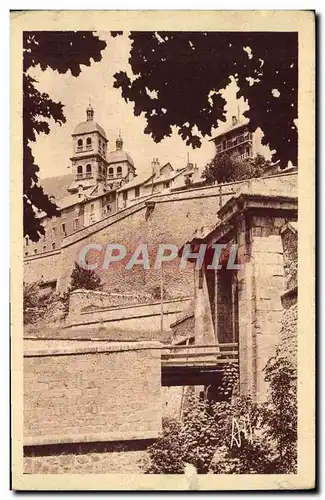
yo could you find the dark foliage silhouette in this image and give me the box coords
[23,31,106,241]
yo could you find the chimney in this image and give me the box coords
[232,115,238,126]
[151,158,160,177]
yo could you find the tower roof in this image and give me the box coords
[106,150,134,167]
[72,104,107,138]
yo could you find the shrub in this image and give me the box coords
[145,349,297,475]
[145,418,185,474]
[69,261,103,292]
[201,153,271,185]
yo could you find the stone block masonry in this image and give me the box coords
[24,340,162,447]
[24,441,150,474]
[54,173,297,297]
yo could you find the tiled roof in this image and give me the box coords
[72,120,107,139]
[117,171,153,192]
[58,187,94,210]
[117,163,177,192]
[106,150,134,167]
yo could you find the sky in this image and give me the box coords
[30,31,270,180]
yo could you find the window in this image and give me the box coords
[77,165,83,179]
[25,237,29,246]
[135,186,140,198]
[24,251,28,257]
[61,223,66,235]
[77,138,83,151]
[86,137,92,149]
[34,249,37,254]
[123,191,128,201]
[43,246,46,252]
[163,181,170,189]
[108,167,114,178]
[52,242,56,250]
[117,166,122,177]
[74,218,79,230]
[86,164,92,178]
[90,203,95,215]
[52,227,56,237]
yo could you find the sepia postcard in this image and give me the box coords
[11,10,315,491]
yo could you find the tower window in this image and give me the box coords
[90,203,95,215]
[86,164,92,178]
[77,165,83,179]
[43,246,46,252]
[62,223,66,235]
[52,242,56,250]
[135,186,140,198]
[52,227,56,237]
[108,167,114,178]
[77,138,83,151]
[123,190,128,201]
[34,249,37,254]
[117,166,122,177]
[86,137,92,149]
[74,218,79,230]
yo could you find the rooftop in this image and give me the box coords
[106,149,134,167]
[209,118,250,142]
[72,120,107,139]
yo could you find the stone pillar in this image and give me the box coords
[250,216,286,401]
[194,268,216,346]
[236,215,256,398]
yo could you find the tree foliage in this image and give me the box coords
[201,153,271,184]
[69,261,103,292]
[145,347,297,474]
[23,31,106,241]
[113,32,297,166]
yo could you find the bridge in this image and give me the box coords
[161,342,238,386]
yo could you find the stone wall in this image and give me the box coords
[24,443,148,474]
[65,296,192,339]
[280,222,298,366]
[24,340,162,446]
[281,222,298,289]
[24,249,61,285]
[23,173,297,297]
[69,289,152,314]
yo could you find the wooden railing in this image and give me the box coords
[161,343,238,368]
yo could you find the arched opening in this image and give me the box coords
[77,138,83,151]
[86,137,92,149]
[77,165,83,179]
[108,167,114,178]
[117,166,122,177]
[86,164,92,178]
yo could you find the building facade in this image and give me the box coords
[210,116,259,161]
[24,105,135,262]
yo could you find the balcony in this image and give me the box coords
[216,133,252,154]
[76,173,83,180]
